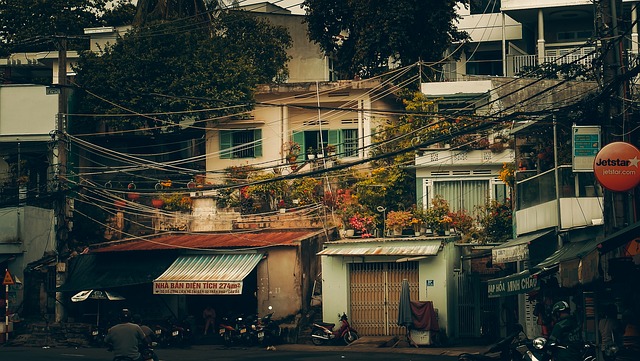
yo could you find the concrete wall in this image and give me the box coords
[257,247,302,319]
[0,85,57,141]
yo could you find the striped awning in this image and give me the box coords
[153,253,263,295]
[317,241,442,257]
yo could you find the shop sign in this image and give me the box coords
[492,244,529,263]
[153,281,242,295]
[593,142,640,192]
[572,125,601,172]
[487,271,538,298]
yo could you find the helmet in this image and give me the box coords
[120,308,132,322]
[552,301,569,316]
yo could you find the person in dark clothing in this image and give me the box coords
[105,309,147,361]
[548,301,583,361]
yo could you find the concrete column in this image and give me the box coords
[537,10,545,65]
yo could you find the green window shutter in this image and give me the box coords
[292,131,305,159]
[253,129,263,157]
[328,129,342,156]
[220,130,232,159]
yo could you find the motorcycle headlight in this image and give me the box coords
[251,325,257,330]
[532,337,547,350]
[172,330,179,336]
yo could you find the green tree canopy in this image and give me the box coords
[302,0,468,78]
[72,10,292,134]
[0,0,136,55]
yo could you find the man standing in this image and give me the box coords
[105,309,147,361]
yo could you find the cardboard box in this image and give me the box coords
[410,329,432,346]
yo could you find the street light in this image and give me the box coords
[376,206,386,238]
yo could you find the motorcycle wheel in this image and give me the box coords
[311,329,327,346]
[223,331,233,347]
[343,330,359,345]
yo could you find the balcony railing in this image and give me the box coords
[516,165,601,210]
[507,53,598,76]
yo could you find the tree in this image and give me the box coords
[302,0,468,78]
[0,0,136,55]
[72,10,292,134]
[133,0,218,26]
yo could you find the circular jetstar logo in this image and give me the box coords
[593,142,640,192]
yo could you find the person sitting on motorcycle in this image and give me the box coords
[105,308,149,361]
[548,301,582,361]
[132,314,158,361]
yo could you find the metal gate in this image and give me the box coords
[456,272,499,339]
[349,262,419,336]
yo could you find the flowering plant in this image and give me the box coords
[424,195,451,234]
[385,210,414,231]
[348,213,375,236]
[160,192,192,212]
[499,162,515,188]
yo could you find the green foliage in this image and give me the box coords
[354,166,415,220]
[72,10,291,133]
[289,178,323,206]
[423,195,451,234]
[160,192,192,212]
[476,199,513,243]
[303,0,468,78]
[0,0,134,55]
[516,62,596,81]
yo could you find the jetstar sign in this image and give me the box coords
[593,142,640,192]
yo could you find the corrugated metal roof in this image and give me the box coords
[155,253,263,282]
[92,230,318,253]
[317,242,442,256]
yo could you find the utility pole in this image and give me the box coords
[598,0,633,234]
[54,35,68,323]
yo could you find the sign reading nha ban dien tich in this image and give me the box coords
[153,281,243,295]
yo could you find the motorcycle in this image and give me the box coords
[89,324,108,347]
[219,313,250,347]
[251,306,281,346]
[458,324,528,361]
[521,336,597,361]
[152,318,192,348]
[311,312,359,346]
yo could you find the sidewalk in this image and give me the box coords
[274,336,487,356]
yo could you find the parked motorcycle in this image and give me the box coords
[521,336,597,361]
[311,312,359,346]
[89,324,108,347]
[152,318,192,348]
[458,324,527,361]
[219,313,249,347]
[251,306,281,346]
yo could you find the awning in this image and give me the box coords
[533,238,602,273]
[492,229,554,263]
[597,221,640,254]
[57,252,177,292]
[487,270,538,298]
[153,253,263,295]
[316,241,442,257]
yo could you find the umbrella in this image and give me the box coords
[397,279,413,328]
[394,279,416,348]
[71,290,125,326]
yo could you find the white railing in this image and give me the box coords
[508,53,598,76]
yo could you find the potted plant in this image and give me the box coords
[160,192,192,212]
[424,196,452,235]
[385,210,414,236]
[307,147,316,160]
[325,144,337,156]
[284,141,301,163]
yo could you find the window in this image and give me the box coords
[219,129,262,159]
[292,129,358,159]
[425,178,508,219]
